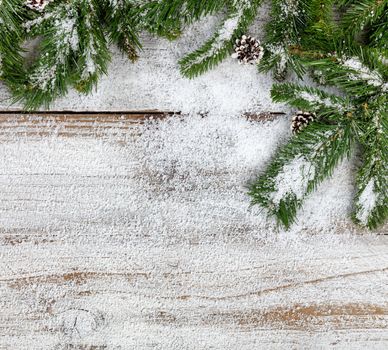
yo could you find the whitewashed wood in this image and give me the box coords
[0,114,387,350]
[0,11,276,115]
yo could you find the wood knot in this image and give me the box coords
[55,309,106,339]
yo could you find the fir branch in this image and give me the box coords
[251,51,387,230]
[138,0,226,39]
[306,50,388,99]
[73,1,111,94]
[135,0,182,39]
[104,1,141,61]
[2,0,146,109]
[0,0,22,34]
[249,121,354,228]
[369,11,388,50]
[2,0,387,111]
[341,0,388,47]
[179,0,262,78]
[13,2,83,109]
[0,0,24,85]
[353,99,388,228]
[271,83,351,117]
[300,0,338,52]
[11,0,114,109]
[260,0,311,80]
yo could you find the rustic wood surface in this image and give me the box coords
[0,113,387,350]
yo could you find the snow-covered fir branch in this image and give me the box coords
[342,57,388,91]
[29,6,79,91]
[355,179,378,225]
[270,156,315,206]
[298,91,347,112]
[179,0,260,77]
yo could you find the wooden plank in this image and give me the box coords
[0,111,172,137]
[1,243,387,349]
[0,111,285,139]
[0,112,387,349]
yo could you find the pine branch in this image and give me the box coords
[353,98,388,229]
[0,0,24,85]
[73,2,111,94]
[13,3,78,108]
[369,11,388,50]
[259,0,311,80]
[139,0,226,39]
[2,0,387,111]
[341,0,388,46]
[11,0,113,109]
[104,1,141,61]
[1,0,146,109]
[179,0,262,78]
[1,0,23,32]
[300,0,338,52]
[305,49,387,99]
[249,121,354,228]
[135,0,183,39]
[271,82,352,118]
[251,50,387,230]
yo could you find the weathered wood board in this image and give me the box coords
[0,113,387,349]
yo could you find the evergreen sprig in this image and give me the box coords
[2,0,387,108]
[259,0,311,80]
[12,0,111,109]
[249,122,354,228]
[300,0,338,53]
[339,0,388,51]
[178,1,263,78]
[104,1,141,61]
[353,99,388,229]
[249,50,388,229]
[138,0,226,39]
[0,0,24,90]
[5,0,141,110]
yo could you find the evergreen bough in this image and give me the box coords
[0,1,387,230]
[249,49,387,230]
[140,0,314,79]
[2,0,141,109]
[2,0,387,108]
[0,0,24,90]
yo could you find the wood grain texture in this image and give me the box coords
[0,113,387,350]
[0,112,284,139]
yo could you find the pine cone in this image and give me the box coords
[232,35,264,65]
[26,0,52,11]
[291,111,315,133]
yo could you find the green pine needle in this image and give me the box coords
[249,121,354,228]
[250,51,387,230]
[179,1,262,78]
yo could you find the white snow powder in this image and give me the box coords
[280,0,300,17]
[342,57,387,91]
[299,91,344,111]
[30,64,57,91]
[0,113,363,237]
[356,179,378,225]
[271,156,316,205]
[218,17,239,42]
[0,12,280,115]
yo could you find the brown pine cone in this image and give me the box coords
[26,0,52,11]
[291,111,316,133]
[232,35,264,65]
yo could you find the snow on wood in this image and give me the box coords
[0,12,277,115]
[0,112,387,349]
[0,11,387,350]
